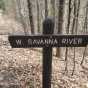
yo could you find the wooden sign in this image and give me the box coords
[9,35,88,48]
[8,18,88,88]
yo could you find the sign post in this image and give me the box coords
[43,18,54,88]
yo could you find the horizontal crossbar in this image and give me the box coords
[9,35,88,48]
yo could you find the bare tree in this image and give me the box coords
[36,0,40,33]
[80,2,88,65]
[75,0,80,33]
[56,0,65,57]
[83,2,88,34]
[45,0,48,18]
[27,0,35,34]
[65,0,72,73]
[71,0,76,34]
[72,0,80,75]
[66,0,72,34]
[50,0,55,18]
[71,0,80,34]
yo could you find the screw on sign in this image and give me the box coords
[9,18,88,88]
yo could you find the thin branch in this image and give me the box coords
[80,47,87,65]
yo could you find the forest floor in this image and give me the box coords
[0,12,88,88]
[0,36,88,88]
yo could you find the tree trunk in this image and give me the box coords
[66,0,72,34]
[56,0,65,57]
[27,0,35,34]
[75,0,80,34]
[36,0,40,33]
[64,0,72,73]
[83,2,88,34]
[45,0,48,18]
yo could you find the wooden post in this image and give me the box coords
[43,18,54,88]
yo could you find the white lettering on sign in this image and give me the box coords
[28,39,32,45]
[16,40,22,45]
[78,38,83,44]
[28,38,58,45]
[62,38,83,45]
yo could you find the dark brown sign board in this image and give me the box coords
[9,35,88,48]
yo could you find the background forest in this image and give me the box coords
[0,0,87,34]
[0,0,88,88]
